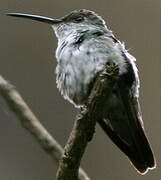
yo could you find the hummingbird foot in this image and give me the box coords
[102,62,119,77]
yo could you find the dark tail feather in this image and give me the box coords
[98,118,156,174]
[128,128,156,174]
[128,110,156,174]
[97,77,156,174]
[117,78,156,173]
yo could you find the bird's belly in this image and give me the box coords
[56,38,127,107]
[56,54,99,107]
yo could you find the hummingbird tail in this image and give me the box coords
[127,120,156,174]
[117,76,156,174]
[98,119,156,174]
[98,73,156,174]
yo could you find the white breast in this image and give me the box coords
[55,32,128,107]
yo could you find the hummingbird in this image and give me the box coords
[7,9,156,174]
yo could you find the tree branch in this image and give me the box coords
[56,64,119,180]
[0,75,90,180]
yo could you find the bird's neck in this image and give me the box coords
[53,24,109,43]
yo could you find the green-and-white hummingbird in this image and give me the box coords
[7,9,156,174]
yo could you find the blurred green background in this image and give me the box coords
[0,0,160,179]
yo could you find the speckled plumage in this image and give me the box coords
[52,10,155,174]
[8,9,156,174]
[54,10,138,107]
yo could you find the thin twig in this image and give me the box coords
[0,75,90,180]
[56,64,119,180]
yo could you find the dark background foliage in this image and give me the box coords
[0,0,160,179]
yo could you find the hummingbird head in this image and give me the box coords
[61,9,105,27]
[7,9,107,39]
[55,9,107,38]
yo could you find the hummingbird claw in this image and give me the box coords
[101,63,119,77]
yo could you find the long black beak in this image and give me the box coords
[6,13,62,24]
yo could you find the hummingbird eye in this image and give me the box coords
[74,16,84,23]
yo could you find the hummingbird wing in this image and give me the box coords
[98,52,155,174]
